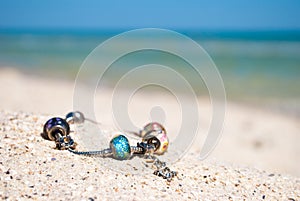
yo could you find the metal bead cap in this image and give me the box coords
[65,111,85,124]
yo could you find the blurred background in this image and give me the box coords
[0,0,300,115]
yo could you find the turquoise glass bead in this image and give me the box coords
[109,135,131,160]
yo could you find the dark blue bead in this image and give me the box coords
[43,117,70,141]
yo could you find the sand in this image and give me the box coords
[0,68,299,200]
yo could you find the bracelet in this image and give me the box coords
[42,111,177,181]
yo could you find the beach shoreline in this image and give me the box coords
[2,65,300,119]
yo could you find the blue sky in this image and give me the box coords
[0,0,300,30]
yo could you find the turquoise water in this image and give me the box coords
[1,29,300,114]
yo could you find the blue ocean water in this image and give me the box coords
[0,29,300,114]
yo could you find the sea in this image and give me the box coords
[0,29,300,116]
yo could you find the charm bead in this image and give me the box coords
[140,122,166,137]
[109,135,131,160]
[65,111,85,124]
[155,133,169,155]
[43,117,70,141]
[142,133,169,155]
[141,122,169,155]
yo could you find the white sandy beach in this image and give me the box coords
[0,68,299,200]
